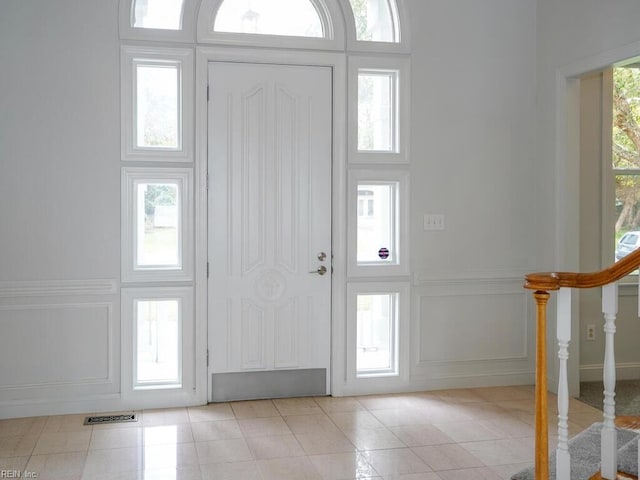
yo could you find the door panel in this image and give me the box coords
[207,62,332,401]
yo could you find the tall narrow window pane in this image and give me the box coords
[358,71,395,152]
[349,0,396,42]
[357,183,396,263]
[214,0,323,37]
[614,174,640,261]
[136,64,180,149]
[613,67,640,264]
[136,299,181,387]
[133,0,184,30]
[137,183,180,268]
[356,293,397,375]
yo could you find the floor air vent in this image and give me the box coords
[84,413,137,425]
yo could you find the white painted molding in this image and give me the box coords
[413,271,528,287]
[337,371,535,397]
[0,302,116,393]
[579,362,640,382]
[0,279,118,297]
[413,274,530,368]
[0,391,203,420]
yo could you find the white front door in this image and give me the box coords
[207,62,332,402]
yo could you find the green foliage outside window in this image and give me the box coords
[613,68,640,238]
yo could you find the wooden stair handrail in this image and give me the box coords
[525,247,640,291]
[524,246,640,480]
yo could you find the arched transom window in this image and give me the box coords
[122,0,407,50]
[214,0,325,37]
[348,0,398,43]
[133,0,185,30]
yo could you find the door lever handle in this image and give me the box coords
[310,265,327,276]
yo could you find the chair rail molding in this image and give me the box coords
[0,279,118,297]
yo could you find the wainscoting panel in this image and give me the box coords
[0,303,112,388]
[418,293,527,363]
[411,274,535,387]
[0,280,120,415]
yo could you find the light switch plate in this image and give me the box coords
[424,214,445,231]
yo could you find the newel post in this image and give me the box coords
[533,290,550,480]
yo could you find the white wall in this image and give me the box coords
[407,0,538,389]
[0,0,122,417]
[0,0,120,280]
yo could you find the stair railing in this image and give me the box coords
[525,246,640,480]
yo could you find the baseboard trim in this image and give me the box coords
[336,372,535,397]
[0,392,205,420]
[580,362,640,382]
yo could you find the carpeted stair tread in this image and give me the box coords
[512,423,639,480]
[618,438,639,477]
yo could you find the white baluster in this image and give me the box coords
[556,287,571,480]
[601,282,618,479]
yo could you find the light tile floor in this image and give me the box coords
[0,385,605,480]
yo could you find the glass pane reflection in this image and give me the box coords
[358,72,395,152]
[136,183,180,268]
[356,293,397,375]
[136,64,180,150]
[133,0,184,30]
[214,0,324,37]
[349,0,397,42]
[136,299,181,387]
[357,183,396,264]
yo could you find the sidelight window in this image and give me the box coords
[122,168,193,282]
[122,287,194,394]
[348,170,409,276]
[349,56,409,163]
[356,293,397,376]
[121,47,193,162]
[135,299,182,387]
[136,63,180,150]
[347,282,409,381]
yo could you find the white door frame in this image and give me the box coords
[194,46,348,403]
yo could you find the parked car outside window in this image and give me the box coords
[615,231,640,261]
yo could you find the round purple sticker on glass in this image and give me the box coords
[378,247,390,259]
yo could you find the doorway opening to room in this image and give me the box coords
[577,62,640,411]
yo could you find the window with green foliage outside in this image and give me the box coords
[349,0,396,42]
[613,67,640,262]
